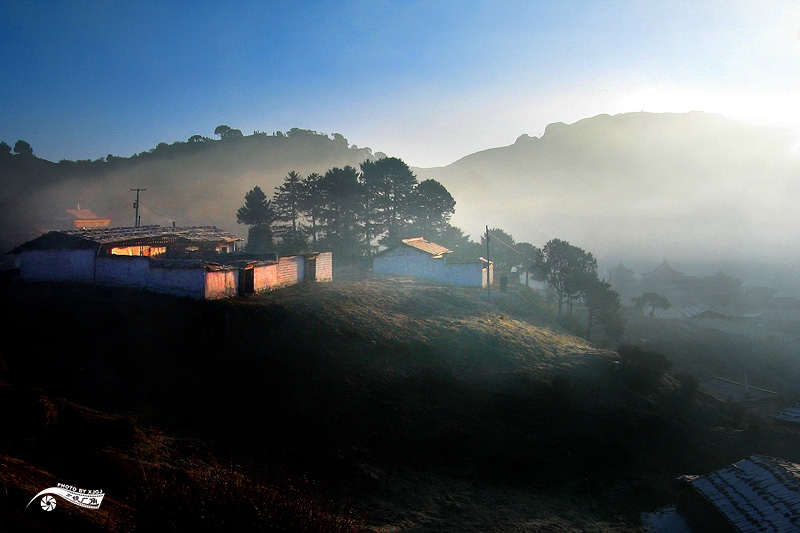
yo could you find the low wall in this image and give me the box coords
[148,264,208,299]
[96,256,150,287]
[204,269,238,299]
[253,263,279,292]
[277,255,305,286]
[314,252,333,282]
[20,249,96,283]
[373,249,489,288]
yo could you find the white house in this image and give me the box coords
[372,237,492,288]
[8,225,332,299]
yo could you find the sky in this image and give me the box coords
[2,0,799,168]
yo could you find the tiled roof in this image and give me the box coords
[66,207,104,220]
[773,404,800,424]
[400,237,452,257]
[61,225,242,244]
[681,455,800,532]
[9,226,242,254]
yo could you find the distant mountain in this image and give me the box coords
[415,112,800,278]
[0,129,379,252]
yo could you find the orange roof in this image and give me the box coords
[66,207,103,219]
[401,237,451,257]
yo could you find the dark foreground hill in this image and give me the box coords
[2,279,799,531]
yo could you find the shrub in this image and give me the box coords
[617,345,672,391]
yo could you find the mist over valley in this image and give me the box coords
[3,111,798,297]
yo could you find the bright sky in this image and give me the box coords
[2,1,799,168]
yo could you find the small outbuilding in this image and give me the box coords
[677,455,800,532]
[372,237,492,288]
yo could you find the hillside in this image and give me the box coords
[3,278,800,531]
[415,112,800,291]
[0,129,378,252]
[4,112,799,293]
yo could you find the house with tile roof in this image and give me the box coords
[7,226,331,299]
[677,455,800,532]
[372,237,492,288]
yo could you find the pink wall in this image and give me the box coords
[204,270,238,299]
[313,252,333,282]
[277,256,304,286]
[253,263,279,292]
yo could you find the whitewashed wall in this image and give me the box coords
[148,265,207,299]
[373,247,488,287]
[443,262,490,288]
[19,249,96,282]
[18,249,324,299]
[96,256,150,287]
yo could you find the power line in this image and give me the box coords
[487,231,520,255]
[131,188,146,227]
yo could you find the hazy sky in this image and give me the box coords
[2,1,799,168]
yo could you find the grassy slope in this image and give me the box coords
[1,279,799,531]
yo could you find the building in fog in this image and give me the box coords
[8,225,331,299]
[66,205,111,229]
[372,237,492,288]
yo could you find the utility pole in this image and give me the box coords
[485,225,491,300]
[131,188,146,227]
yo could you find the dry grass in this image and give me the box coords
[2,278,799,531]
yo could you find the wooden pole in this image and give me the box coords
[486,225,490,300]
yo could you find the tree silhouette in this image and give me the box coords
[410,179,456,240]
[633,292,671,318]
[214,125,231,139]
[533,238,597,318]
[316,166,365,260]
[273,171,307,253]
[237,186,275,252]
[13,140,33,157]
[513,242,544,287]
[214,125,243,140]
[360,157,418,249]
[579,274,624,340]
[299,173,323,247]
[481,228,518,278]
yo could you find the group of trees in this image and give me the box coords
[236,157,457,259]
[454,231,625,341]
[0,140,34,158]
[529,238,625,341]
[238,171,626,341]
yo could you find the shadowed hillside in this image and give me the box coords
[2,279,800,531]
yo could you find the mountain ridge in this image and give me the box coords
[3,112,798,293]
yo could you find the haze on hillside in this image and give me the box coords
[416,112,800,294]
[3,111,798,297]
